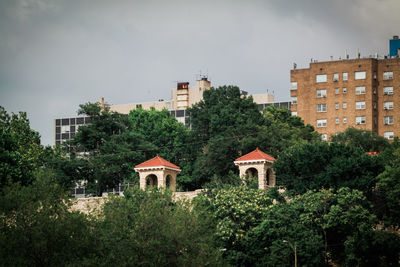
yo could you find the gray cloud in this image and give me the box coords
[0,0,399,145]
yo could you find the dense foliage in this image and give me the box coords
[1,85,400,266]
[0,107,43,187]
[274,142,385,196]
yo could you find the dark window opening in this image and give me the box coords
[62,118,69,125]
[76,117,84,124]
[176,110,184,117]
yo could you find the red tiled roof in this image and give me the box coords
[235,148,276,162]
[135,155,181,170]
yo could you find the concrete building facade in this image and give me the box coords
[291,57,400,140]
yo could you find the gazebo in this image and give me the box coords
[134,155,181,191]
[234,148,276,190]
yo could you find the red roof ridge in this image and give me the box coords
[135,155,181,170]
[235,148,276,162]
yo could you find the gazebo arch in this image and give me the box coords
[135,155,181,191]
[234,148,276,190]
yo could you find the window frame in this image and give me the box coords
[317,89,327,98]
[356,101,366,110]
[384,116,394,125]
[355,71,366,80]
[355,86,366,95]
[383,101,394,110]
[317,104,327,113]
[383,87,394,95]
[356,116,366,125]
[316,74,327,83]
[383,71,393,80]
[384,131,394,140]
[316,119,327,128]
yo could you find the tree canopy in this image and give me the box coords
[273,142,385,196]
[0,106,43,187]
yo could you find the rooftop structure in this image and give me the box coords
[134,155,181,191]
[234,148,276,190]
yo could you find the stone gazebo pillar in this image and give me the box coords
[134,155,181,191]
[234,148,276,190]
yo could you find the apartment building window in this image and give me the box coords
[321,134,328,141]
[333,73,339,82]
[335,118,339,124]
[343,72,348,81]
[317,89,327,98]
[316,74,327,83]
[343,117,347,124]
[317,119,327,128]
[343,102,347,109]
[356,101,366,110]
[335,103,339,110]
[384,116,394,125]
[383,87,394,95]
[356,116,366,125]
[355,86,366,95]
[291,97,297,105]
[61,125,70,133]
[317,104,327,112]
[343,87,347,94]
[355,71,366,80]
[291,111,298,116]
[384,131,394,140]
[335,88,339,94]
[291,82,297,90]
[383,71,393,80]
[383,101,394,110]
[136,104,142,109]
[62,118,69,125]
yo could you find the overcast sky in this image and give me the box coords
[1,0,399,146]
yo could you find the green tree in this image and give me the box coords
[330,127,389,152]
[375,144,400,229]
[69,103,155,195]
[0,170,93,266]
[245,188,397,266]
[188,86,263,187]
[240,106,320,157]
[0,106,43,187]
[128,108,196,189]
[89,187,226,266]
[211,186,271,265]
[274,142,385,196]
[187,85,264,145]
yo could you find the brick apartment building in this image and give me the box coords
[290,36,400,140]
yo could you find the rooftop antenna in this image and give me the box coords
[293,62,297,69]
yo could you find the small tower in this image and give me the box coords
[234,148,276,190]
[134,155,181,191]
